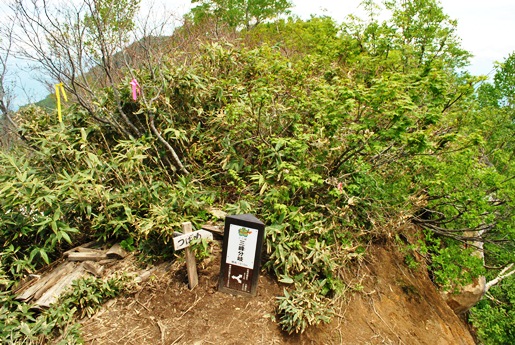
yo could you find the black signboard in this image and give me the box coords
[218,214,265,297]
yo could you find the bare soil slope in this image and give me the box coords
[80,242,476,345]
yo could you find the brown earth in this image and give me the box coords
[80,241,476,345]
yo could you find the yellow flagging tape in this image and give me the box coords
[55,82,68,123]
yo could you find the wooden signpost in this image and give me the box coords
[174,222,213,290]
[173,229,213,251]
[218,214,265,297]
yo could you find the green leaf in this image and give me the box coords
[40,249,50,265]
[61,231,72,244]
[279,275,294,284]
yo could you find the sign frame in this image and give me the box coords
[218,214,265,297]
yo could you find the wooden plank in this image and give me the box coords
[35,263,86,308]
[13,259,62,293]
[13,274,40,295]
[76,247,104,253]
[182,222,198,290]
[83,261,104,277]
[173,230,213,251]
[201,224,224,236]
[16,262,72,301]
[33,262,75,300]
[106,243,127,259]
[63,241,98,258]
[16,276,44,301]
[67,252,108,262]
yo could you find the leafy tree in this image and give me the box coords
[467,52,515,345]
[9,0,192,173]
[384,0,470,70]
[492,52,515,109]
[190,0,291,30]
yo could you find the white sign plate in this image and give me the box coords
[173,230,213,250]
[225,224,259,269]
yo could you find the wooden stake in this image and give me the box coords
[182,222,198,289]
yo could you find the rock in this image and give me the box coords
[442,276,486,315]
[442,229,487,315]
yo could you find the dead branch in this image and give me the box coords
[485,263,515,293]
[149,113,189,175]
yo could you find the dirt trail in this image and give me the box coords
[80,242,476,344]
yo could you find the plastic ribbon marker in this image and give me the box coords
[55,82,68,123]
[130,78,140,101]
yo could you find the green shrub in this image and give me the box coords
[469,273,515,344]
[276,281,334,334]
[0,273,128,344]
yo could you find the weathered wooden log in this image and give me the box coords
[35,263,86,308]
[16,262,73,301]
[67,252,108,262]
[201,224,224,237]
[33,262,76,301]
[106,243,128,259]
[13,274,40,295]
[63,241,98,258]
[83,261,104,277]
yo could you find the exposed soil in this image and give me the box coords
[326,244,476,345]
[80,240,476,345]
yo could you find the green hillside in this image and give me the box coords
[1,1,514,343]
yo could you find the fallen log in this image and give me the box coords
[63,241,98,258]
[33,262,76,301]
[35,263,86,308]
[16,262,73,302]
[201,224,224,237]
[67,252,108,262]
[106,243,128,259]
[83,261,104,277]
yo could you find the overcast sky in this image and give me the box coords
[5,0,515,107]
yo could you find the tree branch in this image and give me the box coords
[485,263,515,292]
[149,113,189,175]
